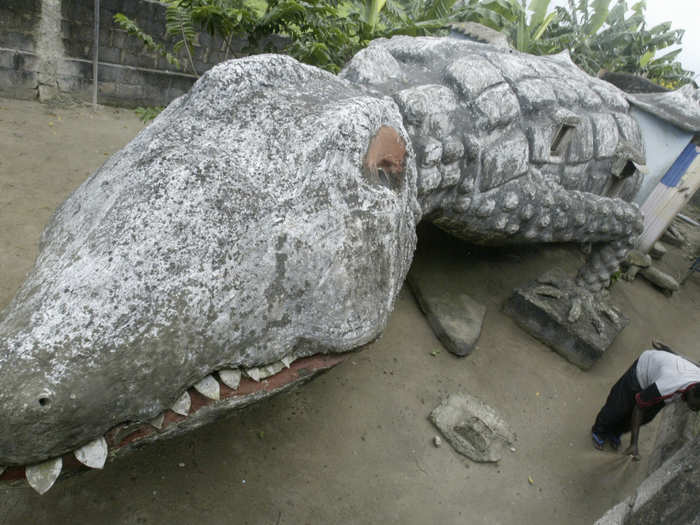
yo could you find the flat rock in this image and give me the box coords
[429,393,515,462]
[640,266,680,292]
[406,223,486,357]
[504,268,629,370]
[407,269,486,357]
[622,265,641,282]
[649,242,667,259]
[625,249,651,268]
[661,227,685,247]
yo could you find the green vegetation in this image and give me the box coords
[114,0,694,87]
[459,0,693,87]
[458,0,560,54]
[134,105,165,122]
[114,0,470,74]
[546,0,693,88]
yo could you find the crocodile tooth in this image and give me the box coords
[26,457,62,495]
[149,413,165,430]
[218,369,241,390]
[281,355,294,368]
[74,436,108,469]
[259,361,285,379]
[171,391,191,416]
[193,375,220,400]
[245,367,262,382]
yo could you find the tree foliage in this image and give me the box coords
[458,0,693,87]
[543,0,693,87]
[114,0,694,87]
[457,0,560,53]
[114,0,470,75]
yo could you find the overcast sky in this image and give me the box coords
[548,0,700,79]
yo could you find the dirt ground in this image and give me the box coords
[1,97,699,525]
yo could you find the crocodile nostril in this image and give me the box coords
[38,397,51,408]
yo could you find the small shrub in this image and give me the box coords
[134,106,165,123]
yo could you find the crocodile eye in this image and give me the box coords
[550,123,576,157]
[364,126,407,190]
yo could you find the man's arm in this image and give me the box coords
[624,404,643,460]
[625,381,666,460]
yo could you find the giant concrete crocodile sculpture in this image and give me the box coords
[0,36,646,493]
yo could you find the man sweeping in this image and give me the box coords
[591,341,700,459]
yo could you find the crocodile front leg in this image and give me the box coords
[433,174,643,285]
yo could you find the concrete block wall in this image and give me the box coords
[0,0,282,107]
[0,0,43,100]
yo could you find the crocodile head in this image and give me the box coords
[0,54,420,490]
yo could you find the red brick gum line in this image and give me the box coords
[0,353,347,482]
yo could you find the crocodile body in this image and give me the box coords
[0,36,647,492]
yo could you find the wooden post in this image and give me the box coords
[93,0,100,109]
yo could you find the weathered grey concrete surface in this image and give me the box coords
[504,268,629,369]
[625,250,651,268]
[342,36,645,296]
[640,266,681,293]
[0,55,418,466]
[661,225,686,247]
[407,275,486,357]
[596,436,700,525]
[627,437,700,525]
[448,22,511,48]
[647,402,700,474]
[594,499,633,525]
[1,100,700,522]
[649,242,667,259]
[430,393,515,462]
[0,36,656,474]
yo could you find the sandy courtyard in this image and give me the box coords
[0,97,699,524]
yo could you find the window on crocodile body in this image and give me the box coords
[606,160,637,197]
[550,124,576,157]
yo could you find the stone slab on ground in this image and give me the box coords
[649,242,667,259]
[661,226,685,247]
[625,249,651,268]
[503,268,629,370]
[429,393,515,463]
[407,269,486,357]
[622,265,641,282]
[639,266,680,293]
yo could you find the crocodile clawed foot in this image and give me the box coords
[533,273,623,334]
[567,287,623,334]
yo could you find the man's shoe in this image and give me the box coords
[609,435,621,450]
[591,432,606,450]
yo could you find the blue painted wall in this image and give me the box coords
[631,107,694,205]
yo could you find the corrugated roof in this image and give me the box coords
[626,84,700,133]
